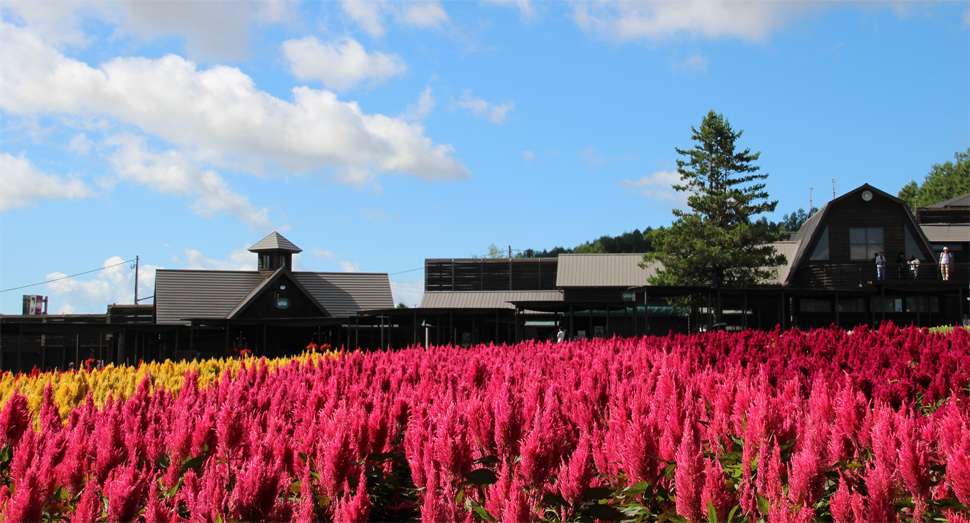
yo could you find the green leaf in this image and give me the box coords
[181,455,209,473]
[473,455,500,466]
[472,506,497,522]
[366,452,398,461]
[726,504,740,523]
[623,481,652,497]
[462,468,499,486]
[757,494,771,516]
[541,493,569,508]
[298,452,308,463]
[708,500,718,523]
[583,487,614,501]
[583,504,625,521]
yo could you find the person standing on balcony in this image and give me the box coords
[896,252,907,279]
[939,246,952,281]
[875,251,886,280]
[908,255,920,279]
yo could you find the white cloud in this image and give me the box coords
[69,133,93,154]
[340,0,449,37]
[522,150,536,162]
[341,0,387,38]
[311,248,336,260]
[362,208,388,223]
[45,256,160,314]
[572,1,814,43]
[401,87,436,122]
[0,22,469,182]
[678,53,707,72]
[484,0,537,19]
[0,152,94,210]
[2,0,293,61]
[399,2,449,29]
[340,261,362,272]
[582,147,635,166]
[176,247,257,271]
[282,36,407,91]
[390,279,424,308]
[620,170,687,204]
[105,134,274,230]
[453,90,514,124]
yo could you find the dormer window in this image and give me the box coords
[261,254,271,270]
[850,227,883,260]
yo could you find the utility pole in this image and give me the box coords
[133,255,139,304]
[831,179,837,199]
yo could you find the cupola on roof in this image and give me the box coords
[248,232,302,254]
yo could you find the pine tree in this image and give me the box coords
[643,111,786,291]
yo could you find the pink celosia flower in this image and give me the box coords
[104,459,147,523]
[700,457,732,523]
[674,413,704,523]
[334,471,371,523]
[71,477,103,523]
[0,392,30,447]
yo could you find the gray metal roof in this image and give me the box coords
[928,193,970,208]
[155,270,266,325]
[248,232,302,253]
[556,253,653,287]
[293,272,393,317]
[920,224,970,243]
[155,269,393,324]
[420,290,562,309]
[769,241,799,285]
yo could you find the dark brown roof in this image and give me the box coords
[248,232,302,253]
[155,269,392,324]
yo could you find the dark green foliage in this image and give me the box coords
[643,110,786,290]
[517,228,657,258]
[898,148,970,210]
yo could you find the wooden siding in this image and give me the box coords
[793,189,937,288]
[425,258,558,292]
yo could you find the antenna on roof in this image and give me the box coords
[831,179,836,199]
[809,187,813,211]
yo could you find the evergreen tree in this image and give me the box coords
[898,148,970,210]
[642,111,786,291]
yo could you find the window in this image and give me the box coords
[904,227,924,260]
[905,296,939,313]
[261,254,270,270]
[871,296,903,313]
[800,298,831,313]
[837,298,866,313]
[810,226,830,261]
[850,228,883,260]
[280,255,286,268]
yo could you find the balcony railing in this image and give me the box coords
[793,262,968,289]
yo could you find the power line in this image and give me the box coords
[0,259,135,293]
[389,267,423,275]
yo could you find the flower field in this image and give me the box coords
[1,324,969,522]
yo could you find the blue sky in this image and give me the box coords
[1,1,967,313]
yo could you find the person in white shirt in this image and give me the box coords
[939,246,952,281]
[908,255,920,279]
[556,326,566,343]
[875,251,886,280]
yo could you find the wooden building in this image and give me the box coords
[2,185,967,373]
